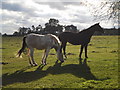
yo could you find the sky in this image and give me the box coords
[0,0,118,34]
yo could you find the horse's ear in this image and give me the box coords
[97,23,100,25]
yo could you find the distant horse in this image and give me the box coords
[59,23,104,59]
[17,33,64,66]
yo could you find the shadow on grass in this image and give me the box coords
[2,59,110,86]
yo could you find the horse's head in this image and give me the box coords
[51,34,64,62]
[54,45,64,63]
[94,23,104,33]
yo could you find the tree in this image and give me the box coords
[18,27,29,35]
[36,25,42,32]
[93,1,119,21]
[44,18,63,35]
[64,25,78,32]
[31,25,36,31]
[82,0,119,23]
[49,18,59,26]
[3,33,7,36]
[13,31,19,36]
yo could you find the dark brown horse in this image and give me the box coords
[58,23,104,59]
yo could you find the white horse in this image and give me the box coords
[17,33,64,66]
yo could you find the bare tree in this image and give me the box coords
[93,1,119,21]
[81,0,119,24]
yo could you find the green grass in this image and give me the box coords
[1,36,119,89]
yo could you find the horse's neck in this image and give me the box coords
[87,27,96,36]
[79,28,95,37]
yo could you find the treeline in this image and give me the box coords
[2,18,120,36]
[94,28,120,35]
[12,18,78,36]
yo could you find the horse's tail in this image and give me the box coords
[17,36,27,57]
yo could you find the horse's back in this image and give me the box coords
[26,33,53,49]
[59,32,81,44]
[59,32,75,41]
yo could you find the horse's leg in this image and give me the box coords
[79,45,84,59]
[62,42,67,58]
[60,42,65,58]
[54,47,59,62]
[41,49,47,65]
[44,48,50,65]
[29,48,38,66]
[42,48,50,65]
[60,44,62,53]
[28,48,33,66]
[85,44,88,58]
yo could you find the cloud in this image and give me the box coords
[2,2,25,12]
[36,1,81,10]
[1,1,39,15]
[1,0,116,34]
[42,2,67,10]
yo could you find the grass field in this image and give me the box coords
[1,36,119,89]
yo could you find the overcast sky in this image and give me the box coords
[0,0,118,34]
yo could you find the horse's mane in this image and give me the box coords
[78,24,95,34]
[47,34,61,45]
[78,29,88,34]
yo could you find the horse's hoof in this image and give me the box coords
[65,56,67,59]
[30,64,34,67]
[61,61,64,63]
[34,64,38,66]
[79,58,83,60]
[42,63,47,66]
[63,57,67,60]
[55,60,59,63]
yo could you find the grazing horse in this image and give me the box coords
[59,23,104,59]
[17,33,64,66]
